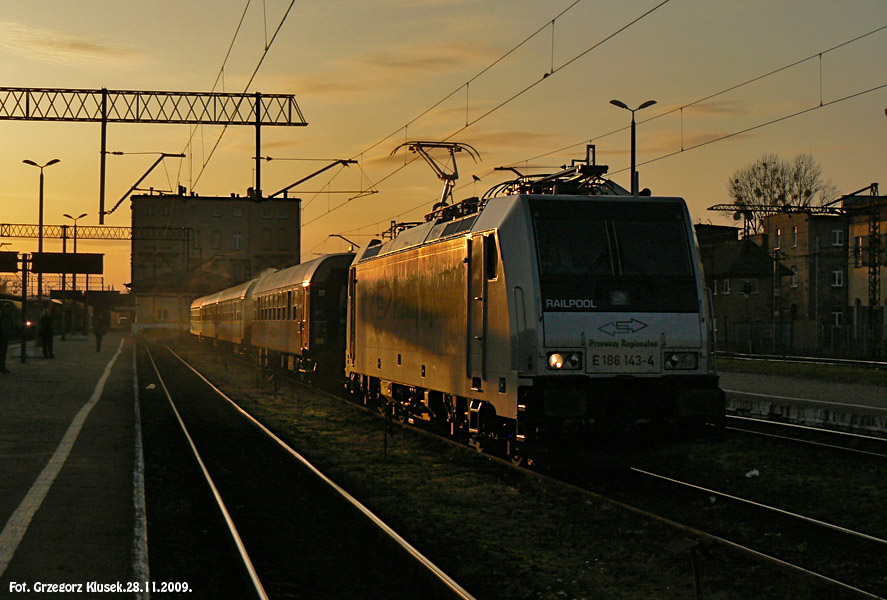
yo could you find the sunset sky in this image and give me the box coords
[1,0,886,290]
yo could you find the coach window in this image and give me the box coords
[484,234,498,281]
[287,291,293,320]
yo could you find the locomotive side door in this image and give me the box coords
[467,234,486,386]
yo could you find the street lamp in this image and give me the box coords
[63,213,87,256]
[63,212,87,337]
[23,158,61,306]
[609,99,656,196]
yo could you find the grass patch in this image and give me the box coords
[174,342,843,599]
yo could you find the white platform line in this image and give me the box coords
[132,344,150,597]
[0,339,125,578]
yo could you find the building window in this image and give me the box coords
[792,226,798,247]
[277,209,289,219]
[791,266,798,287]
[722,279,730,295]
[774,228,781,249]
[832,230,844,246]
[192,231,200,249]
[211,231,222,250]
[262,207,273,219]
[233,207,243,217]
[278,228,288,250]
[740,279,758,294]
[211,208,223,217]
[832,269,843,288]
[711,279,717,295]
[832,307,843,328]
[854,236,865,268]
[233,232,242,250]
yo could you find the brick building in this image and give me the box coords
[762,211,849,350]
[842,194,887,353]
[696,224,790,352]
[129,191,301,331]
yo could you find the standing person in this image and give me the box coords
[0,302,14,373]
[39,308,54,358]
[94,309,109,352]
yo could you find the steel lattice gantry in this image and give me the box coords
[0,87,307,222]
[0,223,190,241]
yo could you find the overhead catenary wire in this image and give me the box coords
[302,0,672,231]
[512,23,887,167]
[176,0,253,188]
[182,1,299,192]
[366,22,887,233]
[325,24,887,246]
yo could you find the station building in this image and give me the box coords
[129,190,301,332]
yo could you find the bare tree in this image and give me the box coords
[725,153,837,233]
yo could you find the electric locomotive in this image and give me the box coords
[345,148,723,458]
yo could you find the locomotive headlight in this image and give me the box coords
[547,351,582,370]
[664,351,698,370]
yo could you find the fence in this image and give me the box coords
[718,315,885,359]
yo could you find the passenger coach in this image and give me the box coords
[249,253,353,376]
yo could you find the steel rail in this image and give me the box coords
[179,342,883,599]
[726,415,887,457]
[510,452,886,599]
[144,346,268,600]
[631,467,887,548]
[164,345,478,600]
[718,351,887,370]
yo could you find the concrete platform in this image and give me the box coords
[0,332,148,597]
[720,370,887,435]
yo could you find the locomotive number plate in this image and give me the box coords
[588,352,659,373]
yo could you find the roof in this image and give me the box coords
[251,253,354,295]
[699,239,792,278]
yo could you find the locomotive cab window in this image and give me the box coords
[484,233,499,281]
[531,199,696,313]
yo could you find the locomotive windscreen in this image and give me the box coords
[530,198,698,313]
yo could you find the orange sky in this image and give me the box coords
[2,0,887,290]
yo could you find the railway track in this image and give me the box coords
[725,415,887,458]
[617,466,887,598]
[171,339,887,598]
[138,341,474,600]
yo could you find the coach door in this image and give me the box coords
[467,234,486,387]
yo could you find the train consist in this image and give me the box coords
[191,149,724,459]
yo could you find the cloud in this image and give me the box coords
[681,100,749,117]
[0,21,145,68]
[279,39,497,103]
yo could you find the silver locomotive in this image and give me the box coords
[345,151,723,457]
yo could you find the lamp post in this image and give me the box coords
[609,99,656,196]
[63,212,87,338]
[63,212,87,266]
[23,158,61,307]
